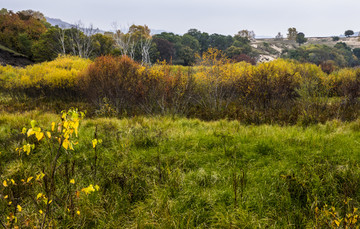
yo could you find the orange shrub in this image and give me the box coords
[80,55,144,114]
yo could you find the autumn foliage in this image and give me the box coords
[0,55,91,98]
[80,55,144,114]
[0,10,47,57]
[2,50,360,123]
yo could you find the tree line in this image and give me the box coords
[0,8,258,65]
[1,8,360,68]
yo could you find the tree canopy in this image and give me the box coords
[345,30,354,37]
[287,27,298,41]
[296,32,307,45]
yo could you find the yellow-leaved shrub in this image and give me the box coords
[0,55,92,98]
[1,49,360,123]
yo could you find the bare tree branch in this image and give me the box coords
[113,29,135,59]
[56,26,66,55]
[140,38,152,65]
[68,21,98,58]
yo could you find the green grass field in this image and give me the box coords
[1,111,360,228]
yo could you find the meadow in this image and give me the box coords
[1,111,360,228]
[1,51,360,228]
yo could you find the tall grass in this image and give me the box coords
[1,111,360,227]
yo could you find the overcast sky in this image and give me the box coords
[3,0,360,37]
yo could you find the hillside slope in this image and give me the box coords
[0,45,33,67]
[253,36,360,63]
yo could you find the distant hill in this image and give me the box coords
[45,17,74,29]
[151,29,168,35]
[252,36,360,63]
[45,16,167,35]
[45,17,105,33]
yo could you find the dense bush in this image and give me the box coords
[80,55,144,114]
[283,44,359,67]
[327,68,360,101]
[78,52,360,122]
[0,56,91,99]
[2,51,360,123]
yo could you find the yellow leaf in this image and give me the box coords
[63,121,69,129]
[10,179,15,185]
[74,125,79,136]
[334,219,342,227]
[21,127,27,134]
[27,177,33,183]
[62,139,70,150]
[74,121,79,137]
[94,185,100,191]
[3,180,8,187]
[8,201,12,205]
[92,139,98,148]
[17,205,22,212]
[27,129,35,137]
[35,132,44,141]
[63,131,70,138]
[4,195,8,199]
[76,210,80,215]
[37,193,43,199]
[24,144,31,155]
[39,210,43,214]
[36,172,45,181]
[46,132,51,139]
[51,122,56,132]
[30,120,37,128]
[81,184,95,194]
[70,179,75,184]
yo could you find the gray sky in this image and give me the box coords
[2,0,360,37]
